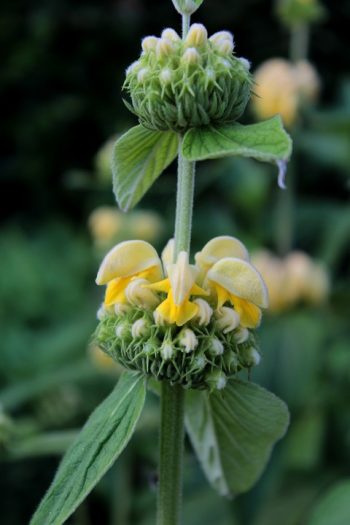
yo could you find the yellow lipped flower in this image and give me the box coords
[148,251,208,326]
[206,257,268,328]
[96,240,163,307]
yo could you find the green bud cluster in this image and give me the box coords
[123,25,252,132]
[94,306,260,390]
[277,0,325,27]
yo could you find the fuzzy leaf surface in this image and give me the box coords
[30,372,146,525]
[185,379,289,497]
[182,116,292,164]
[112,125,178,211]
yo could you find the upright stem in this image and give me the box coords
[157,383,185,525]
[289,23,309,63]
[182,13,190,38]
[157,143,196,525]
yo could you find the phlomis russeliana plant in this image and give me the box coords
[31,1,292,524]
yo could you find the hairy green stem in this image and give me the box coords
[182,13,190,38]
[157,382,185,525]
[174,138,196,256]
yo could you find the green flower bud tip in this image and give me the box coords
[209,337,224,356]
[161,341,174,360]
[142,36,158,53]
[193,298,213,325]
[242,347,261,367]
[206,370,227,391]
[97,304,107,321]
[115,321,130,339]
[178,328,198,353]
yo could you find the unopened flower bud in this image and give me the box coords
[161,28,181,42]
[178,328,198,353]
[193,298,213,326]
[208,337,224,356]
[239,57,251,71]
[161,341,174,360]
[205,68,216,82]
[181,47,200,65]
[185,23,208,47]
[131,318,150,339]
[218,57,231,69]
[97,304,107,321]
[114,303,130,316]
[193,355,206,371]
[154,310,167,326]
[142,36,158,53]
[160,68,173,84]
[125,278,160,309]
[125,60,140,76]
[115,321,130,339]
[156,38,174,58]
[206,370,227,391]
[137,67,149,83]
[213,39,234,55]
[216,307,240,333]
[242,347,261,367]
[209,31,234,47]
[234,327,249,344]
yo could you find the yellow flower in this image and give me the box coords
[206,257,268,328]
[96,240,163,307]
[253,59,299,127]
[148,251,208,326]
[88,206,124,246]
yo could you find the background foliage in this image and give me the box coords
[1,0,349,524]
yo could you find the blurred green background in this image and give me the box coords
[1,0,349,524]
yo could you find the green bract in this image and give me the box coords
[94,306,259,390]
[124,25,252,132]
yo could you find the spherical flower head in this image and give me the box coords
[124,25,252,132]
[94,236,265,390]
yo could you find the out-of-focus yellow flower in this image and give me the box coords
[89,344,120,372]
[148,251,208,326]
[252,249,330,313]
[96,240,163,307]
[294,60,320,102]
[128,210,164,243]
[206,257,268,328]
[94,136,117,183]
[253,58,319,127]
[88,207,124,246]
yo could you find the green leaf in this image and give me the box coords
[185,379,289,497]
[30,372,146,525]
[182,116,292,164]
[112,125,178,211]
[307,480,350,525]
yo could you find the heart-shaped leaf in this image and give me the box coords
[182,116,292,164]
[113,125,178,211]
[30,372,146,525]
[185,379,289,497]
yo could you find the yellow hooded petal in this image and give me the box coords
[195,236,249,272]
[96,240,162,285]
[230,296,262,328]
[104,277,129,306]
[207,257,269,308]
[156,290,199,326]
[167,251,198,305]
